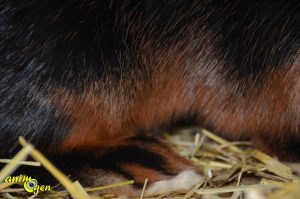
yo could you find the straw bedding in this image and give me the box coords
[0,128,299,199]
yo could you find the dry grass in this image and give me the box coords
[0,128,300,199]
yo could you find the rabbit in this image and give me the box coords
[0,0,299,196]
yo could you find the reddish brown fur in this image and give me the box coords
[56,47,196,151]
[54,41,300,161]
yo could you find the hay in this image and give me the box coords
[164,128,300,199]
[0,129,300,199]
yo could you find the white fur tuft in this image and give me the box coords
[145,170,203,196]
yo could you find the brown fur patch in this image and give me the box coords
[121,163,167,185]
[54,46,198,151]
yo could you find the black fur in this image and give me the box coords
[207,0,300,84]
